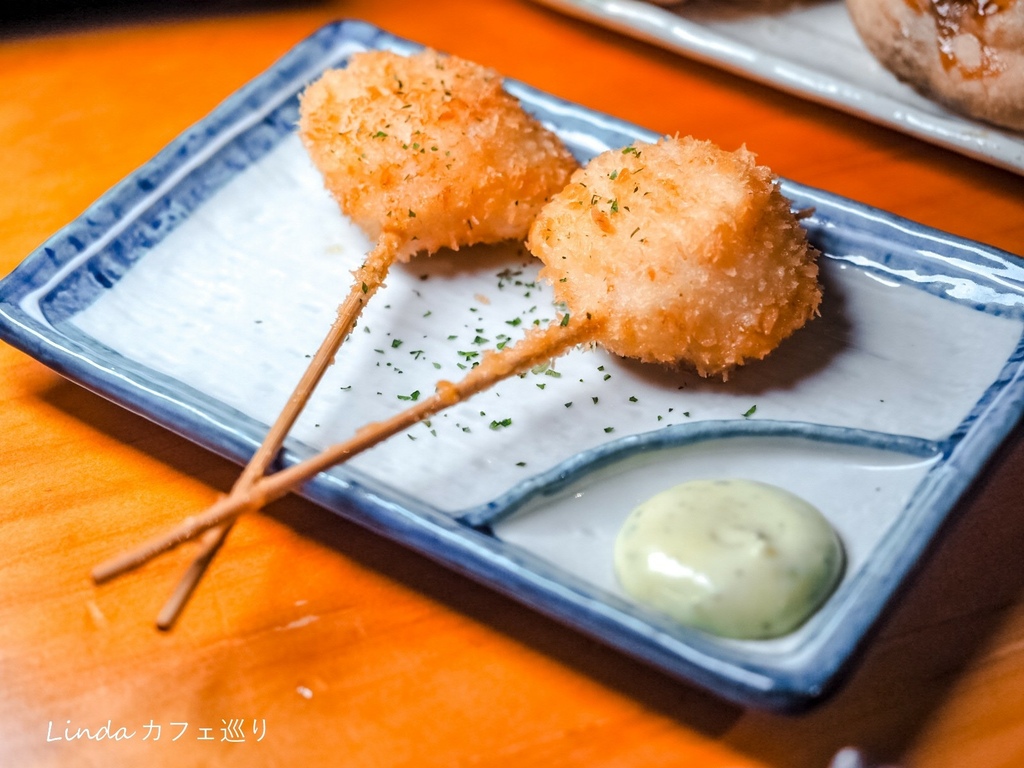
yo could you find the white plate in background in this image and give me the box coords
[533,0,1024,175]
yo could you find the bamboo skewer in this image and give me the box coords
[150,235,398,628]
[92,314,598,586]
[155,524,230,630]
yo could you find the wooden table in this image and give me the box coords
[2,2,1023,765]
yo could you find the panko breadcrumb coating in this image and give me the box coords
[527,136,821,378]
[299,49,579,261]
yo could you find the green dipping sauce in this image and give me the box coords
[613,479,845,639]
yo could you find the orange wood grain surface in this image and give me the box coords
[2,1,1023,765]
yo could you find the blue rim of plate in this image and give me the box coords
[3,19,1024,712]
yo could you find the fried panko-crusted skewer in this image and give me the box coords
[142,49,576,627]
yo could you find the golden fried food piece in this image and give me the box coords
[299,49,579,261]
[527,136,821,378]
[847,0,1024,132]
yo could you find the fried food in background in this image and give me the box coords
[847,0,1024,132]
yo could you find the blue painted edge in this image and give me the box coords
[3,18,1024,711]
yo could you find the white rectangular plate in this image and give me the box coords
[3,21,1024,711]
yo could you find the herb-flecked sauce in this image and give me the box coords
[614,479,844,639]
